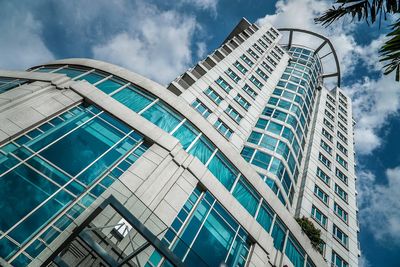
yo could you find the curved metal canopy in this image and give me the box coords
[278,28,341,88]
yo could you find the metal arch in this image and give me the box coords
[277,28,341,88]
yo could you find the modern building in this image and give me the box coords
[0,18,359,267]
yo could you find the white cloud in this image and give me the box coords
[344,73,400,155]
[256,0,400,155]
[92,2,199,85]
[357,166,400,245]
[179,0,219,13]
[0,2,54,70]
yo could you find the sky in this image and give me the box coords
[0,0,399,266]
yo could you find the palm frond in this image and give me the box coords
[380,18,400,80]
[314,0,399,26]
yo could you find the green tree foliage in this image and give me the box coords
[315,0,400,81]
[296,217,324,254]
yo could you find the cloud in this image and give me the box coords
[92,1,200,85]
[179,0,219,13]
[357,166,400,245]
[344,73,400,155]
[256,0,400,155]
[0,2,54,70]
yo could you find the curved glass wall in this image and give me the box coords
[32,63,319,267]
[0,104,149,265]
[241,46,322,207]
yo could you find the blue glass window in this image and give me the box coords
[153,188,252,267]
[141,103,182,133]
[208,153,238,190]
[256,202,274,232]
[233,178,260,216]
[271,218,287,251]
[0,104,147,261]
[113,86,154,113]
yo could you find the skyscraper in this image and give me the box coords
[0,18,359,267]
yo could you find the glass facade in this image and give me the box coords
[0,104,148,265]
[33,63,320,267]
[242,46,321,207]
[148,187,251,267]
[0,77,28,94]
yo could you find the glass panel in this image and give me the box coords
[172,123,199,150]
[232,178,259,216]
[55,67,86,78]
[79,72,105,84]
[141,103,182,133]
[208,153,238,190]
[96,78,125,94]
[189,137,214,164]
[113,86,154,113]
[256,203,274,232]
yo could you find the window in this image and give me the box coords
[256,68,268,81]
[334,202,348,223]
[319,153,331,169]
[285,234,305,267]
[253,44,264,54]
[271,50,281,61]
[326,101,335,112]
[191,99,211,118]
[242,84,258,99]
[317,167,330,185]
[234,94,251,110]
[327,94,336,104]
[233,178,261,216]
[339,98,348,108]
[338,113,348,124]
[320,140,332,155]
[214,119,233,138]
[337,131,348,144]
[262,34,272,44]
[325,109,335,121]
[251,150,272,169]
[275,47,284,56]
[338,121,347,133]
[248,131,262,144]
[216,77,232,92]
[226,105,242,123]
[322,128,333,142]
[234,61,248,74]
[240,54,254,66]
[323,118,334,131]
[205,87,222,105]
[332,251,348,267]
[335,184,348,202]
[339,105,347,115]
[335,168,348,185]
[314,185,329,205]
[258,39,268,49]
[336,154,348,169]
[0,104,147,258]
[336,142,348,156]
[333,224,348,247]
[250,75,263,89]
[241,146,255,162]
[247,48,259,59]
[311,206,327,228]
[0,77,29,94]
[261,61,274,73]
[267,56,277,66]
[225,68,241,83]
[157,188,252,267]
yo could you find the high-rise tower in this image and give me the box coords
[0,18,359,267]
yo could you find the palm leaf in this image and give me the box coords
[380,18,400,80]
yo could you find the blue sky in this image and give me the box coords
[0,0,399,266]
